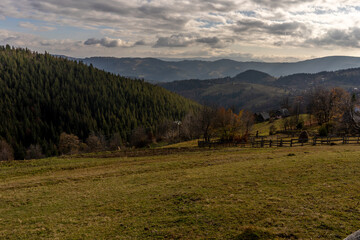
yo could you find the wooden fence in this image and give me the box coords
[198,136,360,148]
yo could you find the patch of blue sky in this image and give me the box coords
[196,19,223,29]
[226,19,234,24]
[47,25,101,40]
[236,11,256,17]
[0,17,102,40]
[314,6,350,15]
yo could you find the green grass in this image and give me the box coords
[1,145,360,239]
[252,114,315,136]
[161,139,199,148]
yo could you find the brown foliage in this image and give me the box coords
[130,127,153,148]
[58,132,80,155]
[0,140,14,161]
[85,133,102,152]
[308,87,350,125]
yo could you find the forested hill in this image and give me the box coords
[0,46,199,159]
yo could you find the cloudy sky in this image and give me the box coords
[1,0,360,62]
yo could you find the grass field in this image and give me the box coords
[1,145,360,239]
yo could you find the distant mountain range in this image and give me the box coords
[159,68,360,112]
[67,56,360,82]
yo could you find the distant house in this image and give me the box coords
[353,106,360,123]
[255,112,270,122]
[275,108,290,119]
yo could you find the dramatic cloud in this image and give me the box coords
[1,0,360,60]
[306,27,360,48]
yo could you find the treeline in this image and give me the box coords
[280,86,360,136]
[307,87,359,135]
[0,46,200,159]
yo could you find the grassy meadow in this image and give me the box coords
[1,145,360,239]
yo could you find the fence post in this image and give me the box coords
[313,137,316,146]
[280,139,283,147]
[269,140,272,147]
[290,139,293,147]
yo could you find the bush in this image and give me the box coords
[296,121,304,130]
[0,140,14,161]
[85,133,102,152]
[25,144,44,159]
[318,125,328,137]
[130,127,153,148]
[58,132,80,155]
[269,125,277,135]
[108,133,123,151]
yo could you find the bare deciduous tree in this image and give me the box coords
[308,87,350,125]
[0,140,14,161]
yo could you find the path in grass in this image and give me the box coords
[1,146,360,239]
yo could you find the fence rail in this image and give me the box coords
[198,136,360,148]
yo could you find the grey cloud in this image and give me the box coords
[85,38,125,48]
[90,2,130,15]
[28,0,190,30]
[196,37,221,45]
[306,28,360,48]
[250,0,315,8]
[233,19,310,37]
[134,40,146,46]
[84,37,145,48]
[154,34,234,48]
[153,34,195,48]
[196,37,234,48]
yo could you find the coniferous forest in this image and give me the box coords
[0,46,200,159]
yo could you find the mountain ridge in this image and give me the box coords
[73,55,360,82]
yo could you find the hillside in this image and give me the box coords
[276,67,360,89]
[79,56,360,82]
[160,70,286,111]
[160,67,360,111]
[0,46,200,159]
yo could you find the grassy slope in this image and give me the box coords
[1,146,360,239]
[252,114,315,136]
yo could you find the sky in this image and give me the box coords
[1,0,360,62]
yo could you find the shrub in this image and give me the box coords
[130,127,153,148]
[269,125,277,135]
[25,144,44,159]
[58,132,80,155]
[318,125,328,137]
[0,140,14,161]
[85,133,102,152]
[296,121,304,130]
